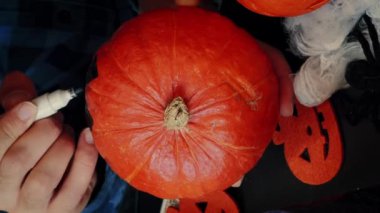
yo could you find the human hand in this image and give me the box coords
[258,42,294,117]
[0,71,98,213]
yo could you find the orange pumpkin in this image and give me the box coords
[86,7,279,199]
[237,0,330,17]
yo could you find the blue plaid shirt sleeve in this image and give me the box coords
[83,165,133,213]
[0,0,138,91]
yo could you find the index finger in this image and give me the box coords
[0,102,37,159]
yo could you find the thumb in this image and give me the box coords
[0,101,37,158]
[0,71,37,110]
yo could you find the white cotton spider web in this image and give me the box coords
[293,41,366,107]
[284,0,378,57]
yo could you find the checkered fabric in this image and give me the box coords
[0,0,138,92]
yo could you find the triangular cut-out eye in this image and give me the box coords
[293,105,299,117]
[306,126,312,136]
[300,148,311,162]
[196,202,207,212]
[324,140,330,160]
[317,112,325,122]
[275,123,281,132]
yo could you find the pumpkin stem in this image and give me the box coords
[164,97,189,130]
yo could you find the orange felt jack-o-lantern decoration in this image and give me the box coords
[273,100,343,185]
[237,0,330,17]
[86,7,279,198]
[166,191,239,213]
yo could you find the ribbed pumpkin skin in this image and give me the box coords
[86,7,279,199]
[238,0,329,17]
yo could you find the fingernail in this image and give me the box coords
[280,104,294,117]
[17,102,36,121]
[84,128,94,144]
[2,90,32,109]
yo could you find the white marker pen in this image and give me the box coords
[32,88,82,120]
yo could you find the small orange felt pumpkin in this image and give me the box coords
[273,100,343,185]
[86,7,279,198]
[166,191,239,213]
[237,0,330,17]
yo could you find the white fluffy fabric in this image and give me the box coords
[288,0,380,106]
[285,0,378,56]
[367,2,380,19]
[293,42,365,107]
